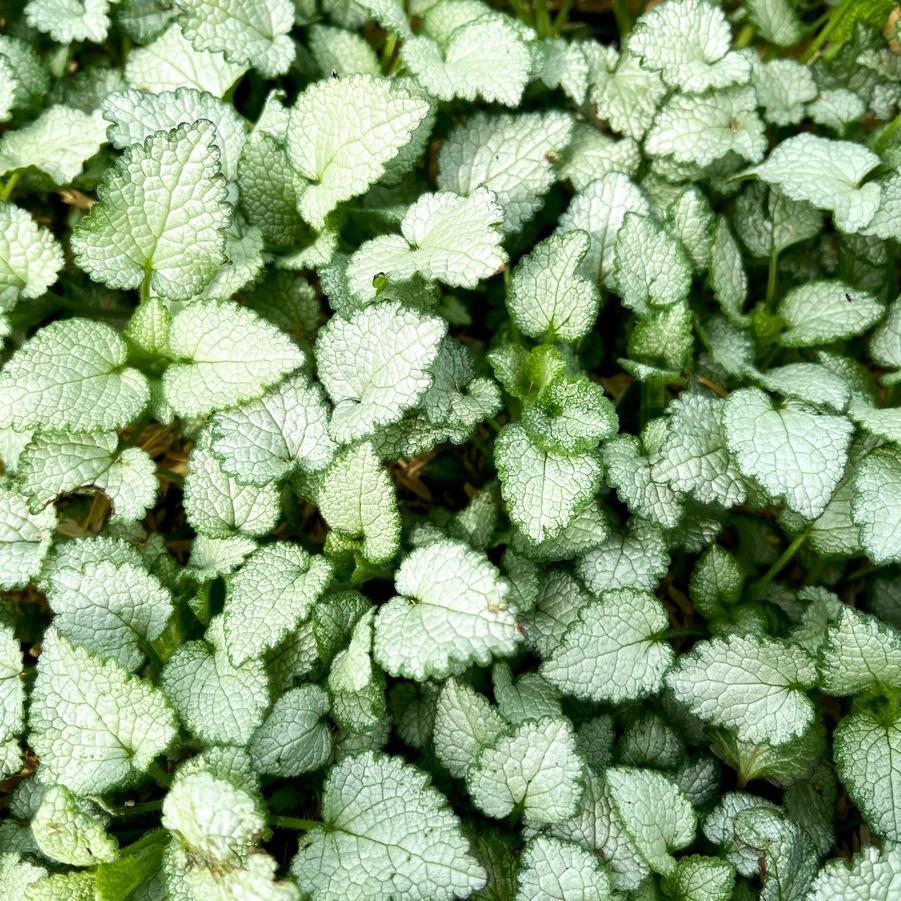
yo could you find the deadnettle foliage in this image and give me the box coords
[1,0,901,898]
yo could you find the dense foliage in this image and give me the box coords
[1,0,901,898]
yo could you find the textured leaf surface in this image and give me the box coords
[223,543,331,665]
[0,487,55,590]
[316,301,445,443]
[374,540,519,681]
[291,751,487,901]
[437,111,573,233]
[542,590,674,703]
[467,717,583,825]
[346,189,506,302]
[162,617,268,745]
[606,767,696,876]
[29,629,177,795]
[0,202,63,310]
[286,75,430,228]
[210,375,335,486]
[851,446,901,565]
[667,634,817,745]
[723,387,853,519]
[72,121,230,301]
[0,319,149,432]
[496,424,602,544]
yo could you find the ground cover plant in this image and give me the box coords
[0,0,901,897]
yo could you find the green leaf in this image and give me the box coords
[629,0,750,92]
[0,319,149,432]
[516,835,614,900]
[723,387,853,519]
[496,424,603,544]
[645,86,766,167]
[818,606,901,696]
[665,854,735,901]
[316,301,446,443]
[20,432,157,524]
[291,751,487,901]
[401,14,532,107]
[175,0,295,77]
[437,111,573,234]
[209,374,336,486]
[286,75,431,229]
[576,518,669,595]
[317,441,401,564]
[652,392,747,508]
[249,684,332,776]
[125,23,248,96]
[0,486,56,591]
[102,86,247,181]
[0,105,107,184]
[162,616,269,745]
[732,806,817,901]
[29,628,177,795]
[541,589,674,704]
[346,188,507,303]
[606,767,696,877]
[614,212,691,312]
[164,300,304,417]
[808,845,901,901]
[851,446,901,565]
[507,230,600,342]
[590,48,667,141]
[556,172,650,283]
[374,539,519,681]
[667,634,817,745]
[603,434,684,529]
[223,543,331,665]
[25,0,112,42]
[0,623,23,744]
[467,717,584,825]
[433,677,505,779]
[45,560,172,672]
[31,784,118,866]
[0,202,63,311]
[777,281,883,347]
[72,121,231,301]
[834,710,901,842]
[184,432,280,538]
[750,134,882,234]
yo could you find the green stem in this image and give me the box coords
[147,760,172,788]
[612,0,633,41]
[381,33,397,74]
[734,23,755,48]
[765,244,779,309]
[659,627,705,640]
[507,0,533,27]
[0,171,21,202]
[553,0,573,34]
[116,799,163,817]
[753,529,809,594]
[534,0,552,37]
[271,816,321,831]
[875,107,901,154]
[800,0,852,63]
[156,466,184,485]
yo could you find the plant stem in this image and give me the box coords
[271,815,321,831]
[875,107,901,154]
[660,627,705,640]
[534,0,552,37]
[753,529,809,594]
[734,23,755,48]
[381,33,397,74]
[116,799,163,817]
[507,0,533,27]
[800,0,851,63]
[156,466,184,485]
[0,171,21,202]
[553,0,573,34]
[147,760,172,788]
[612,0,633,41]
[765,245,779,309]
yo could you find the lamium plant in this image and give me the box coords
[1,0,901,898]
